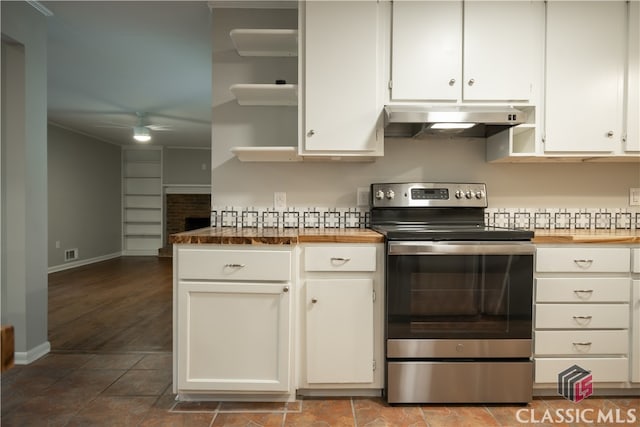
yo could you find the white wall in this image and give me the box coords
[212,136,639,209]
[1,1,49,363]
[164,147,211,186]
[48,125,122,268]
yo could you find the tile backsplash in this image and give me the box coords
[211,206,640,231]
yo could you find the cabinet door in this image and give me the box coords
[302,1,382,154]
[545,1,626,152]
[632,280,640,382]
[391,1,462,101]
[306,279,374,384]
[177,282,291,392]
[463,1,538,101]
[626,1,640,152]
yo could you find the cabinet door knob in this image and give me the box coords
[448,78,456,86]
[283,286,289,293]
[468,78,475,86]
[607,131,614,138]
[311,297,318,304]
[307,129,315,137]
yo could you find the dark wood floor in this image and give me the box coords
[48,256,173,353]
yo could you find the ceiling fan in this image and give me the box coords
[96,112,173,143]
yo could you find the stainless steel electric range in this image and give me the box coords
[369,182,535,404]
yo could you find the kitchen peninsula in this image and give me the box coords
[171,226,385,402]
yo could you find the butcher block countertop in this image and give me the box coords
[170,227,639,245]
[169,227,384,245]
[532,230,640,244]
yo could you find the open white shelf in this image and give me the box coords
[231,146,301,162]
[230,83,298,106]
[230,29,298,57]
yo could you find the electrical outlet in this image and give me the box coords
[357,187,370,207]
[274,192,286,209]
[630,188,640,206]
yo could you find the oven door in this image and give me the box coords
[386,241,535,342]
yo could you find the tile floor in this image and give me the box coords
[1,351,639,426]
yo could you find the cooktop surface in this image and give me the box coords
[370,224,533,241]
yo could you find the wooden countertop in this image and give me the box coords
[533,230,640,244]
[170,227,384,245]
[170,227,639,245]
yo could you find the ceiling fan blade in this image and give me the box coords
[146,125,173,131]
[95,122,132,129]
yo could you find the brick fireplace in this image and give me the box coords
[159,193,211,257]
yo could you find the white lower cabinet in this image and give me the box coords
[174,245,294,399]
[298,244,384,392]
[177,281,291,392]
[632,279,640,383]
[535,358,630,384]
[306,278,374,384]
[534,246,636,391]
[633,248,640,383]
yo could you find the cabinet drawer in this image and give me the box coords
[535,330,628,355]
[536,247,630,273]
[535,357,628,383]
[177,248,291,281]
[535,304,629,329]
[304,246,376,272]
[536,278,630,303]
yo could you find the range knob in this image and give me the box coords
[375,190,385,200]
[386,190,395,200]
[465,191,475,199]
[475,191,485,200]
[455,190,464,199]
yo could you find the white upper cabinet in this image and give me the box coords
[391,1,461,101]
[626,1,640,153]
[391,1,540,102]
[300,1,383,157]
[544,1,626,153]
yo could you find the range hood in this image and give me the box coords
[383,105,526,138]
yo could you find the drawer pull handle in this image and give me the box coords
[572,315,593,325]
[224,263,246,268]
[573,259,593,268]
[573,342,592,347]
[330,257,351,263]
[573,289,594,298]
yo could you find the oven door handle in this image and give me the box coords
[388,241,536,256]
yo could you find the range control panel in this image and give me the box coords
[371,182,487,208]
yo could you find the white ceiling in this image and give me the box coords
[44,1,212,148]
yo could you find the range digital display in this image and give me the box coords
[411,188,449,200]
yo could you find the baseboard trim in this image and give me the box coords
[14,341,50,365]
[121,249,160,256]
[48,252,122,273]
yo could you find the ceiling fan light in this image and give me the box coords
[133,126,151,143]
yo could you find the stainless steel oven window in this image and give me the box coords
[386,242,534,340]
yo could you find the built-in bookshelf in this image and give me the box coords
[122,147,163,255]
